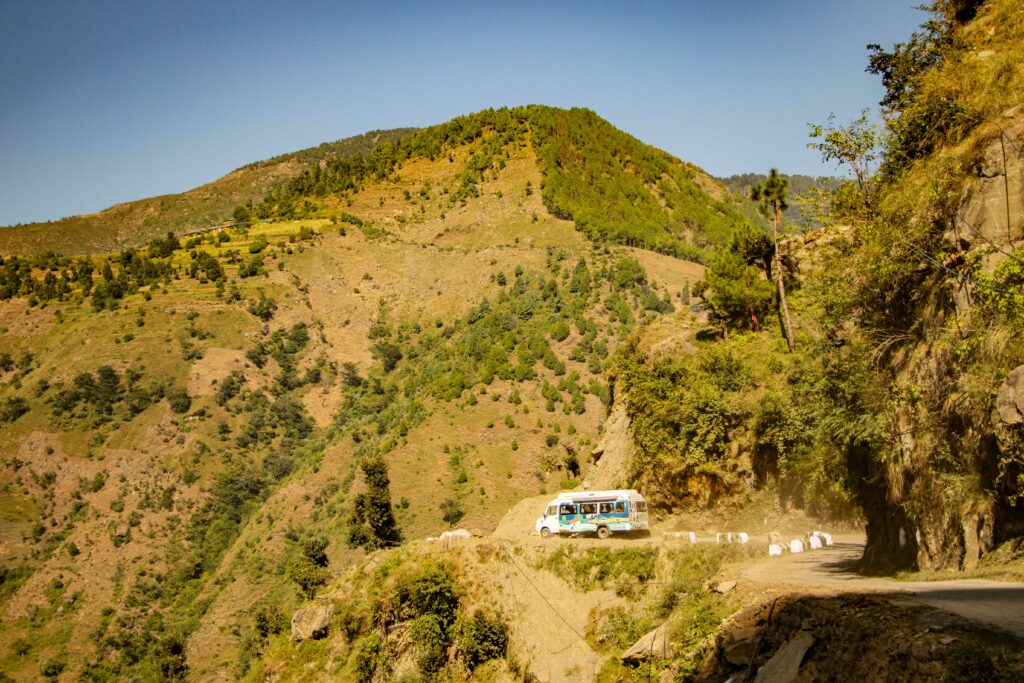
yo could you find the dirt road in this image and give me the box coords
[740,535,1024,637]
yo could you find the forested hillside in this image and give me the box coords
[0,107,749,264]
[719,172,838,229]
[247,105,750,263]
[0,106,711,680]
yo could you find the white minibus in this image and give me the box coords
[534,489,649,539]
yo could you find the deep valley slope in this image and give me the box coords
[0,108,716,681]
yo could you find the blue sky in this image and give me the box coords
[0,1,924,226]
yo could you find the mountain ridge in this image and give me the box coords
[0,107,750,263]
[0,128,415,256]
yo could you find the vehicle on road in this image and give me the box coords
[534,489,649,539]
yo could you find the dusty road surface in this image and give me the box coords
[741,535,1024,637]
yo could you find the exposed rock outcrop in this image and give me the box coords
[996,364,1024,426]
[291,603,333,642]
[753,631,814,683]
[621,623,668,662]
[585,401,631,490]
[955,113,1024,248]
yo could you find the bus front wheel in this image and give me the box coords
[540,527,552,538]
[597,526,611,540]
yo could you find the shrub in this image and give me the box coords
[371,342,403,373]
[238,254,264,278]
[11,638,30,656]
[248,234,268,254]
[187,252,224,281]
[353,634,382,683]
[410,614,448,675]
[248,292,277,321]
[440,499,464,527]
[289,561,330,600]
[378,562,461,633]
[341,362,363,386]
[459,610,508,670]
[262,451,294,480]
[216,370,245,406]
[40,659,65,678]
[246,343,268,368]
[166,387,192,414]
[0,396,28,423]
[301,536,329,567]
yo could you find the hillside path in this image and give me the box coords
[739,535,1024,637]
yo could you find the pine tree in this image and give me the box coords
[347,458,401,549]
[703,247,774,331]
[751,169,796,351]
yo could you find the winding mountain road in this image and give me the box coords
[740,535,1024,637]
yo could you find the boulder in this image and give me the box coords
[439,528,472,548]
[754,630,814,683]
[714,580,737,594]
[768,544,784,557]
[621,624,669,662]
[788,539,805,554]
[996,365,1024,425]
[291,603,334,642]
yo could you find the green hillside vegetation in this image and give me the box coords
[0,129,413,257]
[242,541,752,683]
[529,107,749,260]
[0,227,328,679]
[719,172,839,229]
[2,107,748,266]
[0,122,692,678]
[247,106,748,263]
[623,0,1024,572]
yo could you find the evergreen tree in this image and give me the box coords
[751,169,796,351]
[347,458,401,549]
[703,246,774,331]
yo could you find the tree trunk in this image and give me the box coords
[772,208,796,352]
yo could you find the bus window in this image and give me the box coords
[546,506,557,517]
[581,503,597,515]
[559,504,577,516]
[615,502,626,514]
[598,502,613,514]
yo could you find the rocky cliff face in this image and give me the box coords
[861,114,1024,571]
[584,400,632,491]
